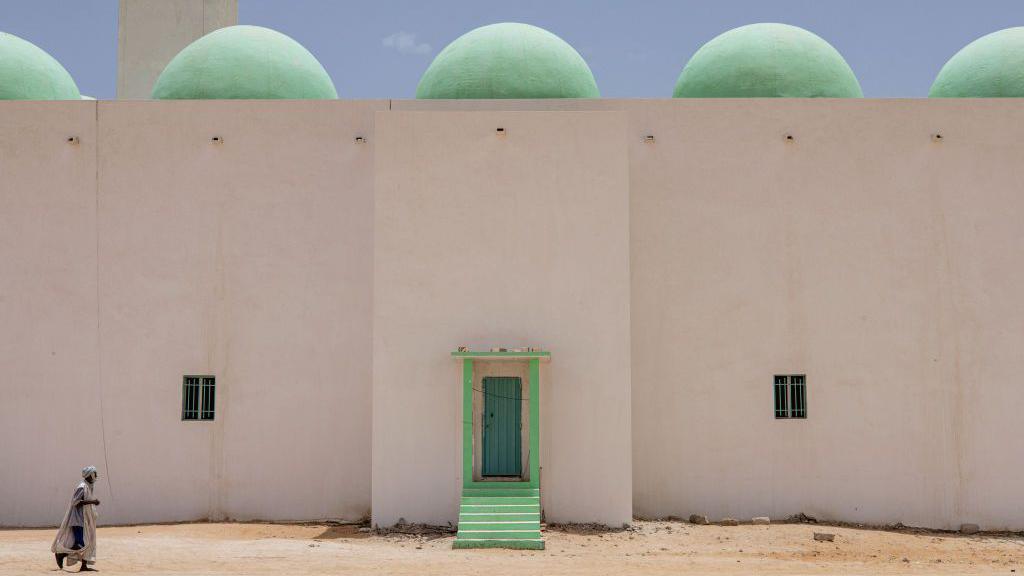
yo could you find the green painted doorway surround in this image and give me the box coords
[452,351,548,549]
[453,351,547,489]
[482,377,522,477]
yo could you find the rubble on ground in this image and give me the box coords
[547,522,634,535]
[375,519,455,538]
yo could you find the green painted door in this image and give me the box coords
[482,376,522,477]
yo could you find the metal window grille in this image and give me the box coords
[774,375,789,418]
[789,375,806,418]
[774,375,806,419]
[182,376,215,421]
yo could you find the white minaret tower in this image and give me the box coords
[117,0,237,99]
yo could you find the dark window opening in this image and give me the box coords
[182,376,215,421]
[774,374,806,419]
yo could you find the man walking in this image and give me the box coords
[52,466,100,571]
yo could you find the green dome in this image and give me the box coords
[930,27,1024,97]
[673,23,863,98]
[152,25,337,99]
[0,32,80,100]
[416,23,599,99]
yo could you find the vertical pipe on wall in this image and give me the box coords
[462,358,473,488]
[529,358,540,488]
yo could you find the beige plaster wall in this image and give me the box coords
[0,101,380,527]
[0,102,105,528]
[372,111,634,527]
[620,99,1024,531]
[2,99,1023,531]
[94,100,380,524]
[395,98,1024,530]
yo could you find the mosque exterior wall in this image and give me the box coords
[0,102,105,528]
[623,99,1024,532]
[94,100,380,525]
[1,99,1022,531]
[1,100,380,526]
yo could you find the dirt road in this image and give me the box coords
[1,520,1020,575]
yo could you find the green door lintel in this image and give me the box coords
[452,350,551,359]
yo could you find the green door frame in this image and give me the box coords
[453,351,548,489]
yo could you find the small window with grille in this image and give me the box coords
[774,375,806,419]
[182,376,215,421]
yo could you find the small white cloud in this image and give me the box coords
[382,31,432,56]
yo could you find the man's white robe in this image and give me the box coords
[51,480,97,567]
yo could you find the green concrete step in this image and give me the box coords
[462,488,539,497]
[454,488,544,550]
[457,521,540,530]
[458,504,540,514]
[459,523,541,530]
[453,538,544,550]
[456,529,540,539]
[461,496,538,505]
[459,513,539,522]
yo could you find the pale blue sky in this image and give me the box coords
[2,0,1022,99]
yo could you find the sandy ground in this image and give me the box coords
[0,521,1021,575]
